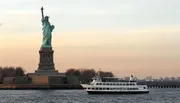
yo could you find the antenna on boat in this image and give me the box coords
[129,74,134,82]
[98,68,101,76]
[92,68,102,82]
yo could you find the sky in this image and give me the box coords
[1,0,180,78]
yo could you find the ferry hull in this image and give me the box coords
[87,91,149,94]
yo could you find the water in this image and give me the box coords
[0,89,180,103]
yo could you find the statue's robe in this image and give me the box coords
[41,18,54,47]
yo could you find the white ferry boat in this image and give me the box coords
[81,74,149,94]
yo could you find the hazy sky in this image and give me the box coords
[1,0,180,78]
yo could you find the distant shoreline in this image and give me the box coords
[0,84,83,90]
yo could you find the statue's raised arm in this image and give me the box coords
[41,6,44,20]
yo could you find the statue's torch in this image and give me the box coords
[41,6,44,19]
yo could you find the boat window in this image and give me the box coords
[88,88,90,89]
[92,88,94,90]
[107,83,109,85]
[127,84,129,85]
[99,83,102,85]
[143,87,146,89]
[107,88,109,90]
[123,84,125,86]
[96,83,99,85]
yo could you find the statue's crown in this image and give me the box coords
[45,16,49,19]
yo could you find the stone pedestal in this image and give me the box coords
[38,47,55,71]
[32,47,62,76]
[27,47,66,84]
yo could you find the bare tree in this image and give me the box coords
[65,68,114,83]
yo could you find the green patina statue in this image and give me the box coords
[41,7,55,47]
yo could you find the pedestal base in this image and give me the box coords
[35,70,59,75]
[27,71,65,76]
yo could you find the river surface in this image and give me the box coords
[0,89,180,103]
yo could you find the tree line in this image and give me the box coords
[0,67,25,77]
[65,68,114,83]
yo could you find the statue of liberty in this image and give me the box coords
[41,7,55,47]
